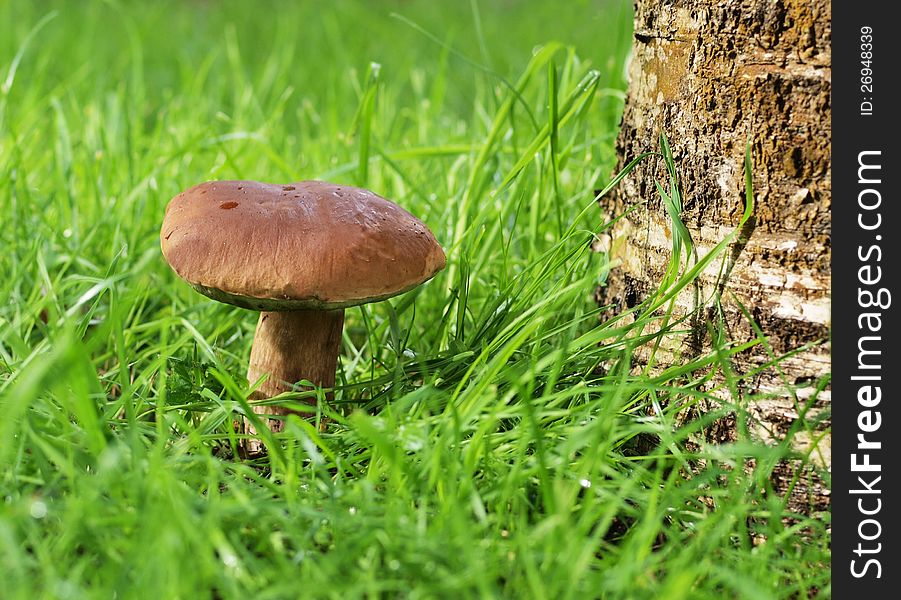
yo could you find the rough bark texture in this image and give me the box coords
[243,309,344,454]
[597,0,830,513]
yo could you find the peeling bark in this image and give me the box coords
[598,0,830,513]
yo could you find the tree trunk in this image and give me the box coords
[598,0,830,513]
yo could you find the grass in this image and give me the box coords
[1,1,829,598]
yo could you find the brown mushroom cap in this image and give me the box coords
[160,180,446,310]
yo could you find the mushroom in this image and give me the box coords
[160,180,446,453]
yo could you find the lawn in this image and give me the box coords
[1,1,829,598]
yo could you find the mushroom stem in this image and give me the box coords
[243,308,344,452]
